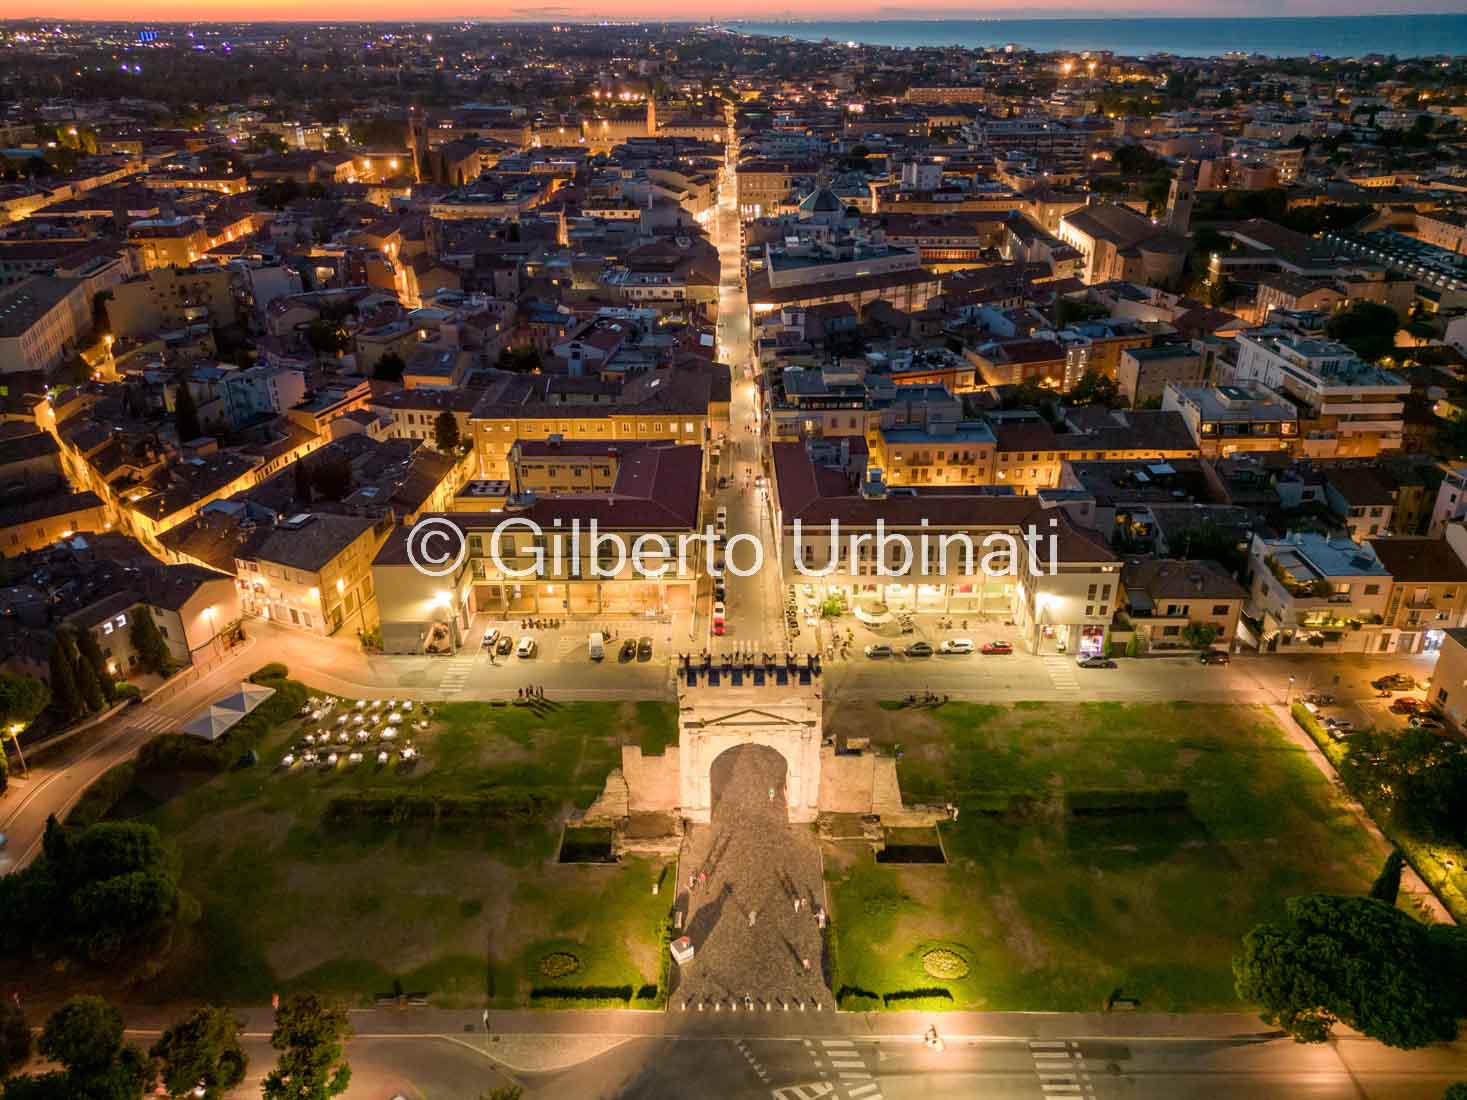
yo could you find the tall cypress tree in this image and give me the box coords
[74,629,115,702]
[130,608,174,675]
[48,638,84,722]
[174,381,202,442]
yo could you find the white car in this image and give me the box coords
[481,627,500,648]
[515,637,537,659]
[938,638,974,655]
[713,601,727,619]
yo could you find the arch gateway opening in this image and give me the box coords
[678,680,822,824]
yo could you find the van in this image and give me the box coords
[588,632,606,661]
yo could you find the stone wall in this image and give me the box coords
[622,744,682,812]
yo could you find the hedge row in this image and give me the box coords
[529,984,633,1008]
[321,789,555,830]
[66,761,137,829]
[883,987,954,1009]
[250,662,289,683]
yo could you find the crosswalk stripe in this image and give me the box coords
[847,1085,879,1098]
[820,1039,854,1047]
[1041,1087,1082,1095]
[1029,1041,1069,1049]
[838,1072,871,1080]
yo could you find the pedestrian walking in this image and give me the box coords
[794,896,802,914]
[801,957,811,974]
[748,909,757,928]
[689,871,697,892]
[698,870,707,889]
[767,786,775,802]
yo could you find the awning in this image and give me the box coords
[182,681,276,741]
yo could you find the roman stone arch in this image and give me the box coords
[678,682,822,824]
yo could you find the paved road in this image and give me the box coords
[0,640,262,875]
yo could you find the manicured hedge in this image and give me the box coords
[836,986,881,1012]
[250,663,289,683]
[883,987,954,1010]
[529,984,633,1009]
[321,789,556,831]
[66,761,137,829]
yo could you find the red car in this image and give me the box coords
[1390,696,1425,715]
[981,640,1013,655]
[713,616,726,636]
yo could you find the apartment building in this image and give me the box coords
[0,275,91,376]
[469,359,728,480]
[1119,558,1247,653]
[1247,532,1393,652]
[771,442,1119,655]
[236,511,388,637]
[1231,329,1408,457]
[105,264,239,339]
[1117,344,1204,406]
[1162,384,1299,458]
[371,442,702,652]
[1368,536,1467,654]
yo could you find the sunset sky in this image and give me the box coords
[11,1,1466,22]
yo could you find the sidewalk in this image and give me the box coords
[1265,701,1454,925]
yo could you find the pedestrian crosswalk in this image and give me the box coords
[438,655,475,694]
[1043,656,1081,691]
[125,710,174,735]
[1029,1040,1092,1095]
[780,1040,883,1100]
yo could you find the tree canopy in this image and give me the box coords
[262,994,352,1100]
[1233,894,1467,1049]
[150,1006,247,1100]
[1325,302,1400,363]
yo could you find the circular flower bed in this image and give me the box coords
[921,948,970,981]
[538,951,582,979]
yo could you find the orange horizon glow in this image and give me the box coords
[12,0,1453,21]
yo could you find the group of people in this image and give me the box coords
[517,685,546,700]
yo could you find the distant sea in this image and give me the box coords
[730,15,1467,59]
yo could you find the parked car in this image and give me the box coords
[1409,714,1446,732]
[864,644,894,659]
[717,476,729,490]
[481,627,501,649]
[1199,649,1230,665]
[1373,673,1416,691]
[1390,697,1426,715]
[619,639,637,662]
[496,634,513,656]
[712,618,726,636]
[713,579,726,601]
[1076,655,1116,669]
[939,638,974,655]
[1303,692,1334,706]
[981,640,1013,655]
[515,637,537,659]
[903,641,933,658]
[1323,716,1355,736]
[638,636,653,661]
[713,601,726,619]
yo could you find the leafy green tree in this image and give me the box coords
[371,351,406,382]
[1443,1083,1467,1100]
[1067,369,1122,409]
[0,1073,74,1100]
[38,997,125,1077]
[1369,850,1407,906]
[433,410,460,454]
[1339,727,1467,847]
[480,1089,523,1100]
[262,994,352,1100]
[1233,895,1467,1049]
[173,382,203,443]
[1325,302,1400,363]
[0,1001,31,1078]
[306,319,349,357]
[47,638,84,722]
[129,609,174,676]
[496,346,542,373]
[1181,621,1222,649]
[0,673,48,792]
[150,1007,246,1100]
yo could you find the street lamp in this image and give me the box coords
[1286,675,1296,706]
[6,723,27,779]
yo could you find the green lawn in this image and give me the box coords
[114,696,676,1007]
[823,701,1387,1013]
